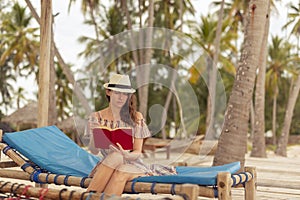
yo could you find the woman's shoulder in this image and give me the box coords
[135,111,144,120]
[99,108,109,116]
[135,111,146,126]
[90,108,107,118]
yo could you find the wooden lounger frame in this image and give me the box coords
[0,180,141,200]
[0,130,256,200]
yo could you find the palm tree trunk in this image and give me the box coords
[271,86,278,145]
[275,75,300,156]
[205,0,225,139]
[121,0,139,65]
[136,0,154,117]
[121,0,152,118]
[206,0,225,140]
[250,100,255,141]
[87,1,100,41]
[213,0,269,170]
[160,0,184,139]
[250,1,270,158]
[161,70,177,139]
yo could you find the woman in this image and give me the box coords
[86,74,176,196]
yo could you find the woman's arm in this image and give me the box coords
[132,138,143,153]
[132,111,147,153]
[87,112,100,155]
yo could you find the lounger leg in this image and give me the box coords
[244,167,256,200]
[178,184,199,200]
[217,172,232,200]
[0,130,2,161]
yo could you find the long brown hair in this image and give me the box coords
[106,91,138,126]
[121,94,138,126]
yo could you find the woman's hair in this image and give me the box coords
[106,91,138,126]
[121,94,138,126]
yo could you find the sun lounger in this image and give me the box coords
[0,126,256,200]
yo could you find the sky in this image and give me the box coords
[11,0,299,115]
[25,0,298,71]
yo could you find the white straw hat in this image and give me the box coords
[103,74,136,93]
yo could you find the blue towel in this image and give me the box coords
[3,125,100,177]
[134,162,240,186]
[3,126,240,185]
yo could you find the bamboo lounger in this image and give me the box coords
[0,126,256,200]
[0,180,139,200]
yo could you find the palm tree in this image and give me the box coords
[213,0,248,34]
[0,2,39,114]
[265,36,295,145]
[55,63,73,120]
[213,0,270,169]
[283,2,300,53]
[76,3,126,107]
[276,70,300,156]
[274,48,300,156]
[0,2,39,73]
[190,13,237,140]
[204,0,225,141]
[14,87,27,110]
[0,63,15,114]
[68,0,101,40]
[76,0,196,121]
[192,13,238,73]
[275,1,300,156]
[250,1,271,158]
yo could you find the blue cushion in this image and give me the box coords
[134,162,240,186]
[3,126,100,177]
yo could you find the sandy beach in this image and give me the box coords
[1,144,300,199]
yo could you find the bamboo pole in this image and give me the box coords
[0,143,33,173]
[0,161,18,168]
[24,0,91,114]
[1,168,202,199]
[217,172,232,200]
[245,167,256,200]
[38,0,52,127]
[0,169,91,188]
[197,185,216,198]
[0,129,2,161]
[0,181,133,200]
[0,169,32,181]
[0,169,202,199]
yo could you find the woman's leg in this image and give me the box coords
[87,151,124,192]
[103,164,145,196]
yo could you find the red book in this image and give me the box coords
[92,127,133,150]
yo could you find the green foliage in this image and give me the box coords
[283,2,300,38]
[1,0,300,140]
[0,1,39,114]
[55,62,74,120]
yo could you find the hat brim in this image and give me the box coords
[103,83,136,93]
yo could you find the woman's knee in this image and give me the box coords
[111,169,130,182]
[114,165,144,181]
[102,151,124,168]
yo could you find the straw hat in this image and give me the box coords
[103,74,136,93]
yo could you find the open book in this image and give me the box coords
[92,127,133,150]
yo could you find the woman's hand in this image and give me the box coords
[109,143,141,161]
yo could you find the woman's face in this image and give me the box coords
[107,90,129,108]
